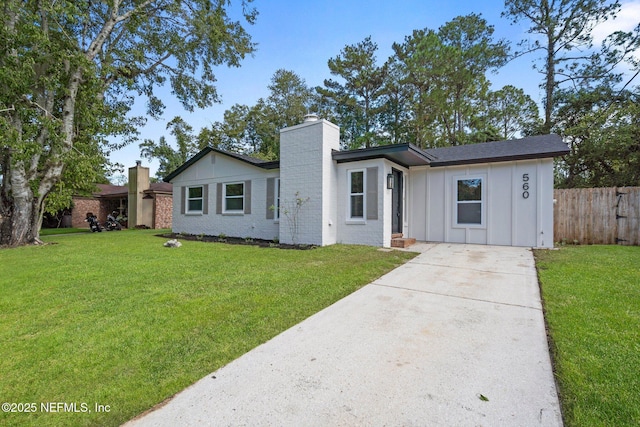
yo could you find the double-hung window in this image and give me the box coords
[224,182,244,213]
[349,170,365,219]
[456,178,483,225]
[187,186,204,213]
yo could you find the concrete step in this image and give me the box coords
[391,237,417,248]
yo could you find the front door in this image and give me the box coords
[391,169,403,234]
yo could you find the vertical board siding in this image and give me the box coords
[554,187,639,245]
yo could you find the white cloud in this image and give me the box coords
[592,0,640,44]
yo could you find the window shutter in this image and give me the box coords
[216,183,222,214]
[366,167,378,220]
[203,184,209,215]
[180,186,186,214]
[266,178,274,219]
[244,180,252,214]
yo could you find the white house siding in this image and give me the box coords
[408,159,555,248]
[336,159,384,246]
[407,167,429,241]
[171,153,280,240]
[334,159,408,247]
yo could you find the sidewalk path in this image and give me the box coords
[124,243,562,426]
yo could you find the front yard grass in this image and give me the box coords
[0,230,416,427]
[39,227,90,236]
[535,245,640,427]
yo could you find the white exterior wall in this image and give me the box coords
[408,159,555,248]
[335,159,409,247]
[170,152,280,240]
[336,159,384,246]
[279,120,340,245]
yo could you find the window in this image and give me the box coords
[224,182,244,212]
[187,186,203,213]
[349,170,365,219]
[456,178,482,225]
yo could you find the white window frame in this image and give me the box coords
[454,175,485,228]
[348,169,366,221]
[223,182,244,213]
[186,185,204,213]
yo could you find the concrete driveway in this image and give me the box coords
[124,243,562,426]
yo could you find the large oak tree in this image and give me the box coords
[0,0,256,246]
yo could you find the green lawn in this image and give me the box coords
[535,245,640,427]
[0,230,416,427]
[39,228,90,236]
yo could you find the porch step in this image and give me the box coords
[391,233,403,239]
[391,237,417,248]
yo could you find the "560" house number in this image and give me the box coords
[522,173,530,199]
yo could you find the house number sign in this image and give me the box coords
[522,173,530,199]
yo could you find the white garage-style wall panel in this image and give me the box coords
[487,163,513,246]
[408,167,428,242]
[409,158,555,248]
[512,162,538,247]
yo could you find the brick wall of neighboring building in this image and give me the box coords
[153,194,173,229]
[70,187,172,230]
[97,203,111,226]
[71,198,101,228]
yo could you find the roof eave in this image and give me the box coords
[164,146,213,182]
[429,150,570,167]
[164,147,280,182]
[332,143,433,168]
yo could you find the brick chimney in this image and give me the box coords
[128,161,150,228]
[279,117,340,245]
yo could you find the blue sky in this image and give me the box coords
[109,0,640,180]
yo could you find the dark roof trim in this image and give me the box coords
[428,150,569,167]
[217,149,280,170]
[332,143,435,168]
[424,134,569,167]
[164,147,210,182]
[164,147,279,182]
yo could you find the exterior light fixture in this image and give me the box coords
[387,173,394,189]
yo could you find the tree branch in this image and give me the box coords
[86,0,157,60]
[20,96,60,121]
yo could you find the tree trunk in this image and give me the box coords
[544,31,556,134]
[0,66,81,247]
[0,165,43,246]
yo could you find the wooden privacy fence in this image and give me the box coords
[554,187,640,245]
